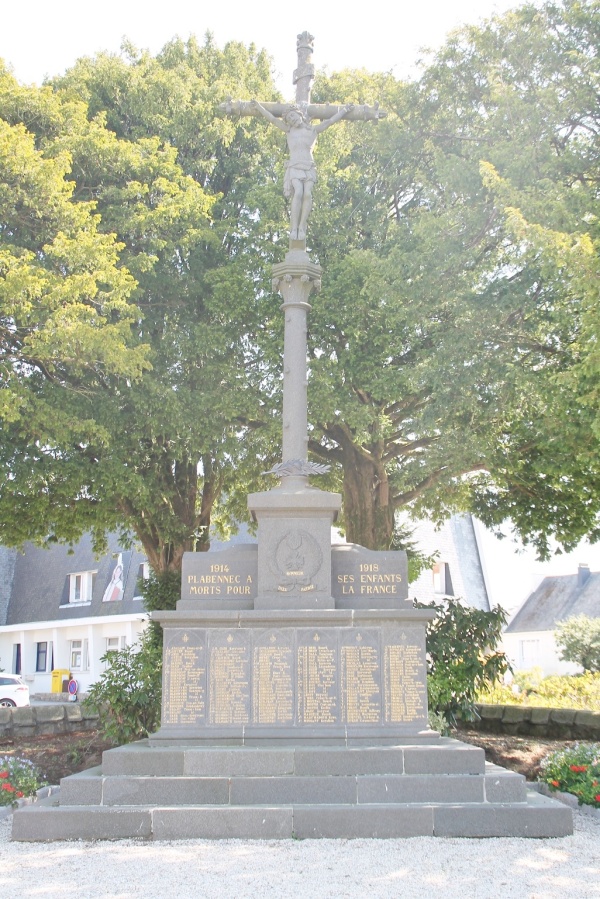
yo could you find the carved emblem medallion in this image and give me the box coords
[271,528,323,593]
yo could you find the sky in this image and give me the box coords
[3,0,524,89]
[3,0,599,613]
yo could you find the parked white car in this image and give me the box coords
[0,674,30,707]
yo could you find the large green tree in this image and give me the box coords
[299,0,599,553]
[0,39,284,577]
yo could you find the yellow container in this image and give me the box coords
[51,669,70,693]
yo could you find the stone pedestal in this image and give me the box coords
[248,484,341,610]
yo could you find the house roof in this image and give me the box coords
[407,514,490,611]
[5,534,147,625]
[505,568,600,633]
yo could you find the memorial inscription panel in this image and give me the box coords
[341,631,382,724]
[181,545,258,602]
[383,628,427,724]
[331,544,409,607]
[208,631,251,724]
[297,629,338,724]
[253,630,294,724]
[162,629,206,726]
[160,623,428,730]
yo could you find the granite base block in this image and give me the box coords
[184,748,296,777]
[152,806,293,840]
[230,775,358,805]
[12,806,152,841]
[403,741,485,775]
[102,776,229,807]
[58,768,103,806]
[102,743,185,777]
[357,774,484,804]
[483,765,527,803]
[292,805,435,839]
[433,792,573,838]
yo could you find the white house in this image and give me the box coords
[0,534,149,693]
[502,563,599,675]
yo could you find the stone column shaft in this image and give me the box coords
[272,250,322,474]
[281,296,310,463]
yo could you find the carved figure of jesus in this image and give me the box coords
[251,100,353,241]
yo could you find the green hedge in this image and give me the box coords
[478,670,600,711]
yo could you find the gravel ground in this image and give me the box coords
[0,809,598,899]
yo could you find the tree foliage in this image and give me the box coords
[0,39,283,576]
[0,107,148,421]
[302,0,599,552]
[555,614,600,672]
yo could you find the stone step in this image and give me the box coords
[60,770,516,807]
[12,792,572,841]
[101,737,486,777]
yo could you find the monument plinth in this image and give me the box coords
[13,32,572,841]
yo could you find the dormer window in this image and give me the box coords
[433,562,454,596]
[133,561,150,601]
[68,571,96,604]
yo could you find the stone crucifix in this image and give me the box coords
[219,31,385,245]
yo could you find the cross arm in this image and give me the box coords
[218,99,386,122]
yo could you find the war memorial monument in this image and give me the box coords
[13,33,572,841]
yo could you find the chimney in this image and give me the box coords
[577,563,590,587]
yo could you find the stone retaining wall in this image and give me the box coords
[469,704,600,740]
[3,702,598,741]
[0,704,99,739]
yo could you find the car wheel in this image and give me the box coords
[0,699,16,707]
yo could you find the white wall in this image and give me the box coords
[501,630,582,677]
[0,615,147,693]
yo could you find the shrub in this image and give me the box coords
[0,756,46,806]
[415,598,509,726]
[539,743,600,808]
[555,615,600,673]
[478,671,600,710]
[84,629,162,745]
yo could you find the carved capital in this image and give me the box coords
[272,257,323,298]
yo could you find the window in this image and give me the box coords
[70,639,89,672]
[106,636,126,652]
[432,562,454,596]
[68,571,96,605]
[36,642,48,673]
[519,639,540,668]
[13,643,21,675]
[133,562,149,601]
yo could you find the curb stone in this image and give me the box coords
[532,781,600,820]
[0,785,60,821]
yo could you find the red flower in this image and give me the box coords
[551,780,560,787]
[0,771,8,778]
[569,765,588,773]
[15,791,23,798]
[595,795,600,802]
[1,783,14,792]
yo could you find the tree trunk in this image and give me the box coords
[338,436,395,550]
